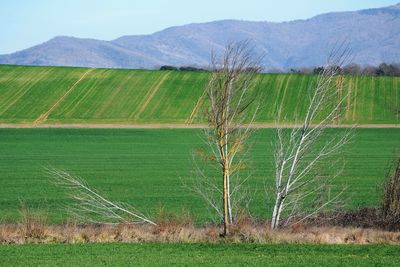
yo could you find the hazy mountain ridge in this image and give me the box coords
[0,3,399,69]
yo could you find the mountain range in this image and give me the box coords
[0,3,399,70]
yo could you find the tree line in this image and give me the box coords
[160,65,208,72]
[290,63,400,77]
[161,63,400,77]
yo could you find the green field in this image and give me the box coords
[0,65,398,124]
[0,128,398,223]
[1,243,399,266]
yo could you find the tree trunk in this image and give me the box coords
[271,194,284,230]
[223,167,232,236]
[226,173,232,224]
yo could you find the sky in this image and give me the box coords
[0,0,398,54]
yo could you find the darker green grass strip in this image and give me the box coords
[0,128,398,223]
[0,243,399,266]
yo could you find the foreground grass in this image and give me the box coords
[0,65,399,124]
[0,128,398,223]
[1,243,399,266]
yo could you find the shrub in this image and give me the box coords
[179,66,206,72]
[160,65,178,71]
[383,158,400,218]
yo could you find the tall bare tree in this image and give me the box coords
[192,41,262,235]
[269,47,353,230]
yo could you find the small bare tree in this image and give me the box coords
[192,41,262,236]
[383,157,400,219]
[48,167,156,225]
[269,47,353,230]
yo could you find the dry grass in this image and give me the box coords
[1,221,400,245]
[2,202,398,245]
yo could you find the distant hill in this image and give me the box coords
[0,3,399,70]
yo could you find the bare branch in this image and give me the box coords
[47,167,157,225]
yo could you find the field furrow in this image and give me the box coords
[0,65,398,124]
[0,66,88,123]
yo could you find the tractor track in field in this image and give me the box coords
[0,123,398,129]
[133,72,171,120]
[33,68,94,125]
[185,90,206,124]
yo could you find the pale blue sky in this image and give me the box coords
[0,0,398,54]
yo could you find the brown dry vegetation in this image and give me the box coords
[2,195,399,245]
[311,208,400,232]
[2,219,400,245]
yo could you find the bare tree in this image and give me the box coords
[192,41,262,236]
[269,47,353,230]
[48,167,156,225]
[383,157,400,219]
[361,65,378,76]
[342,63,361,76]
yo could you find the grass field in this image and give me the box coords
[1,243,399,266]
[0,65,88,123]
[0,65,398,124]
[0,65,399,263]
[0,128,398,223]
